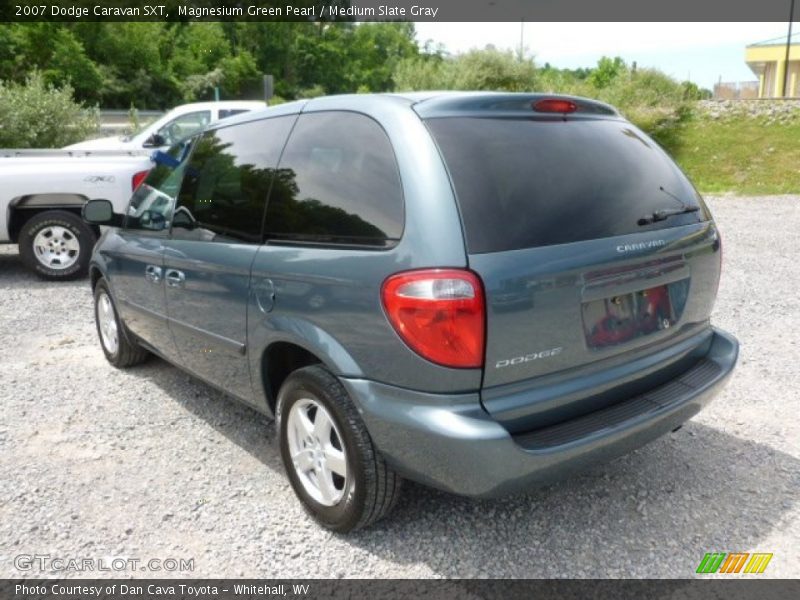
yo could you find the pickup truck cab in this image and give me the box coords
[65,101,265,152]
[0,150,152,279]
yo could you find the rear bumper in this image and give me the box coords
[341,327,738,498]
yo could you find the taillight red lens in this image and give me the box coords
[533,98,578,113]
[381,269,485,369]
[132,169,150,191]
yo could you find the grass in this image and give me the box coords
[663,115,800,196]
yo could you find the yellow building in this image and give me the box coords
[746,32,799,98]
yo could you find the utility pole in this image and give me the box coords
[782,0,795,97]
[519,20,524,61]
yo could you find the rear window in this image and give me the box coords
[426,117,707,253]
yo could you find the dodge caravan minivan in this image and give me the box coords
[83,92,739,532]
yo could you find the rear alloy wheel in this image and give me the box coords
[286,398,349,507]
[277,365,402,532]
[18,210,95,280]
[33,225,81,270]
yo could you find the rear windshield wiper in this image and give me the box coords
[638,205,699,226]
[638,185,700,225]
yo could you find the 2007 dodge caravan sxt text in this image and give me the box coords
[83,92,739,532]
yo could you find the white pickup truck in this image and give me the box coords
[0,150,152,280]
[65,100,264,152]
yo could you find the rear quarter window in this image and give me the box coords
[426,117,707,253]
[264,111,404,247]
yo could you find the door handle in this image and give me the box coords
[165,269,185,288]
[144,265,162,284]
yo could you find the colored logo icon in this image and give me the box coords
[696,552,773,574]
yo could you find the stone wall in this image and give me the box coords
[697,99,800,123]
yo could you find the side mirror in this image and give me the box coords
[172,205,196,230]
[139,210,167,230]
[83,199,123,227]
[143,133,167,148]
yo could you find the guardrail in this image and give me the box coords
[96,109,164,136]
[0,149,153,158]
[99,109,164,119]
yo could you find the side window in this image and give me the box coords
[157,110,212,146]
[264,111,404,247]
[124,140,193,232]
[172,116,295,243]
[218,109,251,119]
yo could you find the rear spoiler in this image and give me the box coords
[412,93,619,119]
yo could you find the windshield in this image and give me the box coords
[426,117,708,253]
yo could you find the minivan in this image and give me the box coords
[83,92,739,532]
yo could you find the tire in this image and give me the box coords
[18,210,96,281]
[277,365,402,532]
[94,279,149,368]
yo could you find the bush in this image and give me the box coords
[393,56,448,91]
[534,59,696,151]
[588,68,695,151]
[297,84,326,99]
[395,47,536,92]
[0,72,98,148]
[394,52,697,154]
[448,48,536,91]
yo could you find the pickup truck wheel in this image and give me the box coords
[94,280,149,368]
[18,210,95,280]
[277,365,402,532]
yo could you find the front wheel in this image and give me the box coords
[94,280,149,368]
[277,365,402,532]
[18,210,95,280]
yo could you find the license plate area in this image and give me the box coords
[582,280,689,349]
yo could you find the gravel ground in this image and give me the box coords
[0,195,798,579]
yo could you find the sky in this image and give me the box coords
[412,22,796,90]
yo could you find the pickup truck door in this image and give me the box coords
[161,116,295,406]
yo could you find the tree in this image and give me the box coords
[588,56,626,89]
[72,22,180,108]
[3,24,103,103]
[348,23,419,92]
[232,22,310,98]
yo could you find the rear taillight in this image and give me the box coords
[132,169,150,191]
[381,269,485,368]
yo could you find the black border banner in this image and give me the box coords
[2,580,800,600]
[1,0,799,22]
